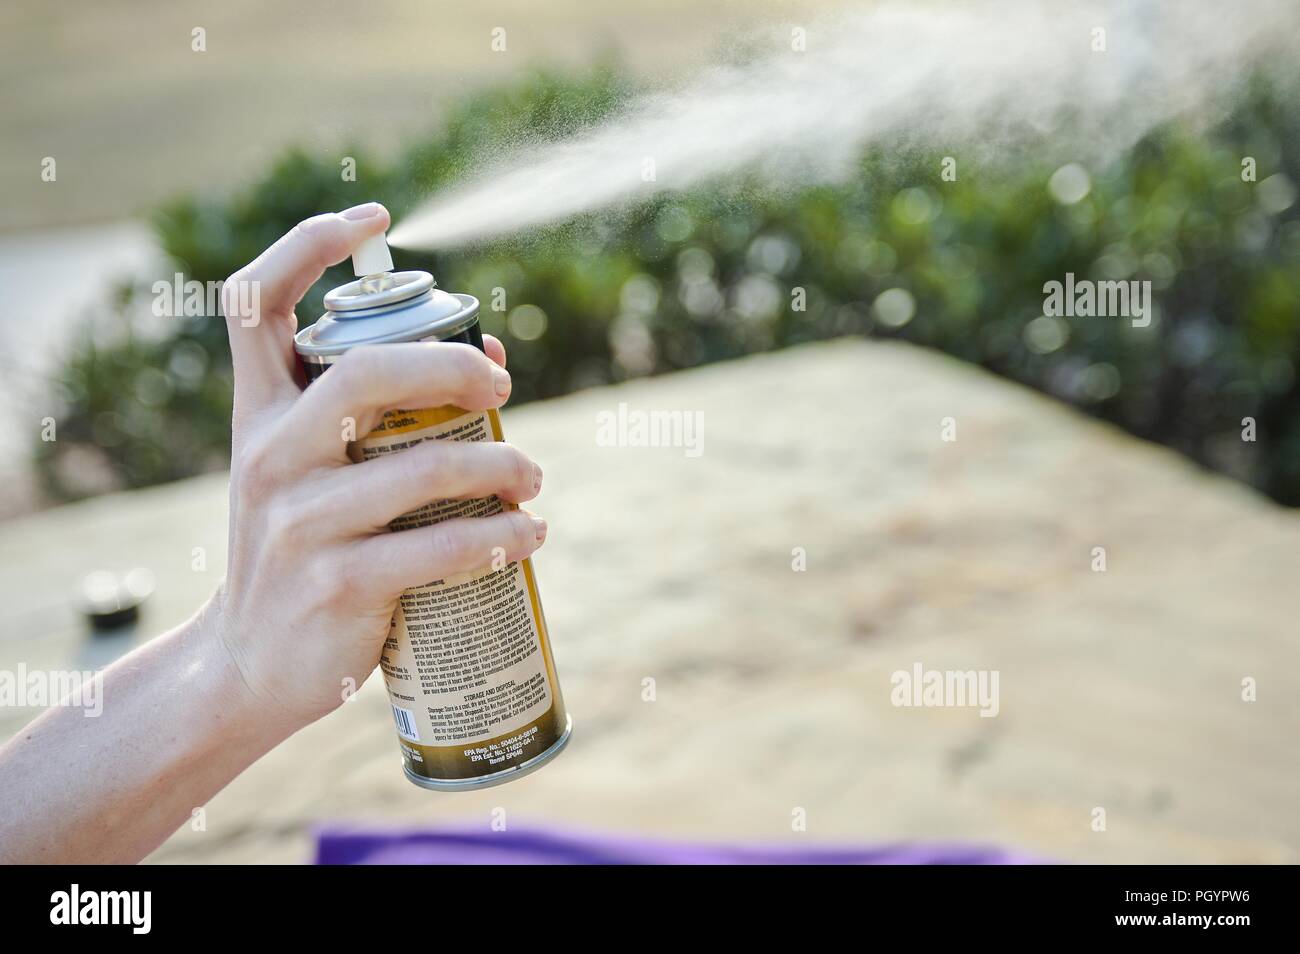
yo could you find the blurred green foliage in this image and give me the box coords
[37,63,1300,503]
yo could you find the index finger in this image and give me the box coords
[224,203,391,413]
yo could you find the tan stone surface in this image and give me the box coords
[1,339,1296,863]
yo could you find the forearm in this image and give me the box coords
[0,593,299,864]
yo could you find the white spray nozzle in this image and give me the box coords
[352,232,394,276]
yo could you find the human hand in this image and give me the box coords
[214,202,546,730]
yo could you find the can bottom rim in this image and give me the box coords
[402,714,573,792]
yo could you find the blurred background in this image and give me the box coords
[1,0,1298,863]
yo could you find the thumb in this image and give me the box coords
[222,202,391,414]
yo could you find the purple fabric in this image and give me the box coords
[314,825,1044,865]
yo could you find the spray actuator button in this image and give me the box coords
[352,232,394,276]
[323,270,436,313]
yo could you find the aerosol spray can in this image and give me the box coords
[294,233,571,790]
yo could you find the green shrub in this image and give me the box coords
[37,63,1300,503]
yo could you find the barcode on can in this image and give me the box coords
[391,704,420,742]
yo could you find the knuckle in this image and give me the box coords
[293,213,332,236]
[313,553,360,608]
[221,268,252,319]
[264,498,310,555]
[292,214,353,265]
[332,346,385,398]
[235,437,277,495]
[502,444,534,490]
[449,343,490,388]
[293,212,340,242]
[409,442,455,491]
[511,511,537,550]
[427,524,466,571]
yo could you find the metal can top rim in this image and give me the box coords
[295,285,480,357]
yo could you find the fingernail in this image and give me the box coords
[493,366,512,397]
[532,464,543,493]
[531,515,547,544]
[341,202,382,220]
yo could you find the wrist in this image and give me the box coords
[191,588,308,745]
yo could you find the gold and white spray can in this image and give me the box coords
[294,234,571,790]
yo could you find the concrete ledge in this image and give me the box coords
[2,338,1296,863]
